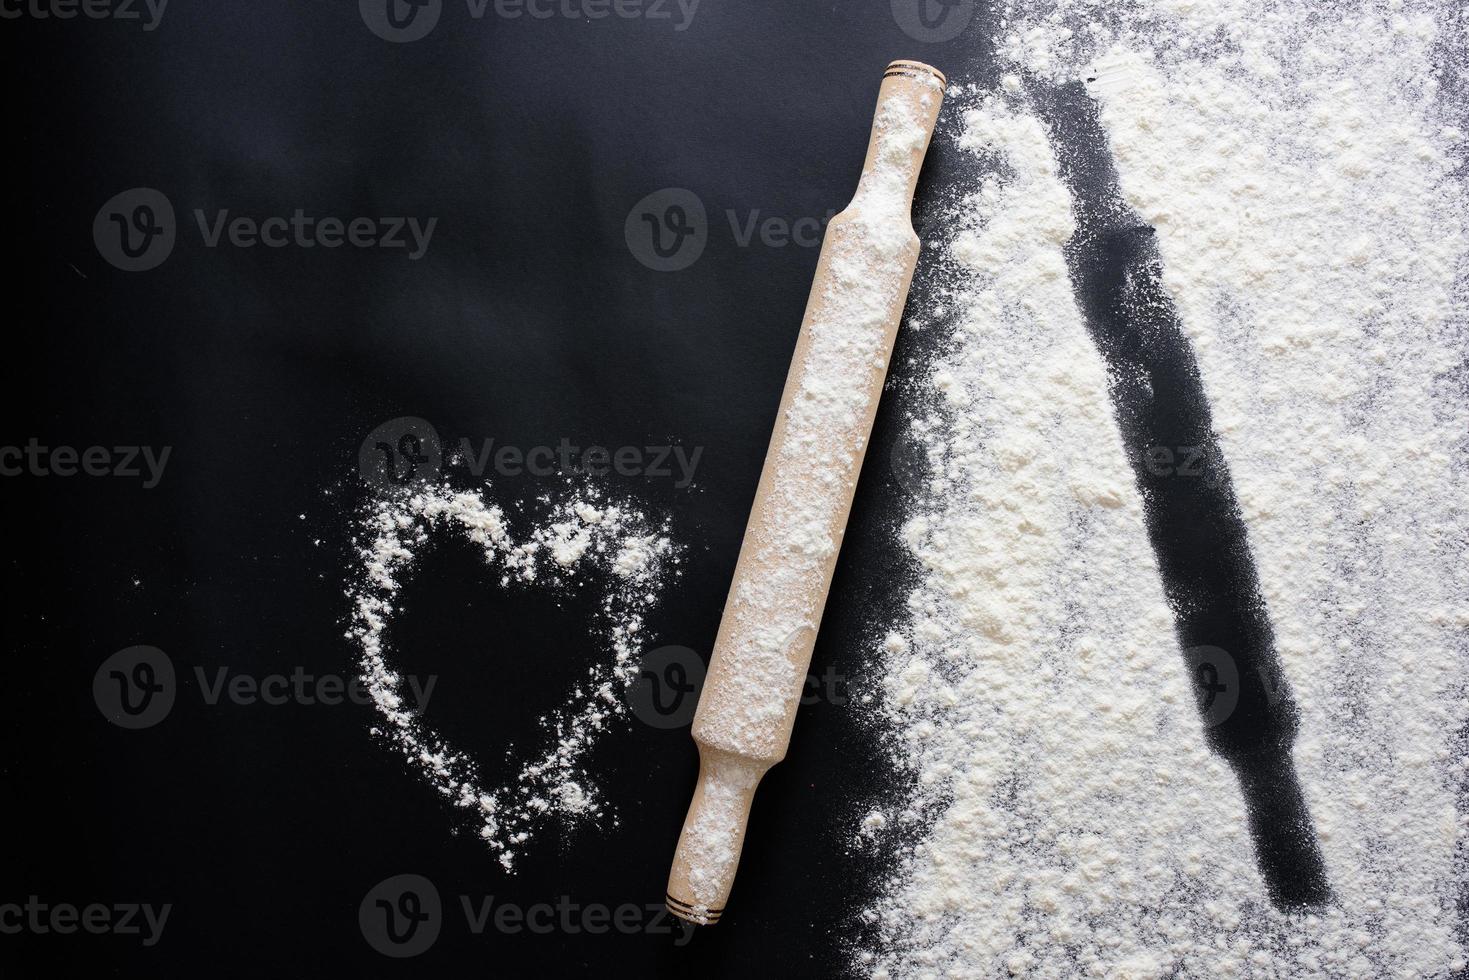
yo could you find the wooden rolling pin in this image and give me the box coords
[666,60,946,926]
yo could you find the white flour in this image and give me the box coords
[857,2,1469,977]
[346,483,676,870]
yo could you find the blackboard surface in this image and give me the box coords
[6,3,997,976]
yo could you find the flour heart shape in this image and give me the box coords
[347,483,677,870]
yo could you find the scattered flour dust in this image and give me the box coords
[856,2,1469,978]
[346,482,677,870]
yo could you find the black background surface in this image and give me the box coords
[6,1,1001,976]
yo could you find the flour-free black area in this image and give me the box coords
[1032,80,1331,910]
[0,5,1007,978]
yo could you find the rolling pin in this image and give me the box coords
[665,60,946,926]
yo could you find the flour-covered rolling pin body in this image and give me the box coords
[666,61,945,926]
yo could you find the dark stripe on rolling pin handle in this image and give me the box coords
[665,894,722,923]
[884,61,946,84]
[665,894,721,914]
[883,69,946,84]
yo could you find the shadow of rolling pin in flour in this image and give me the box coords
[1029,77,1331,910]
